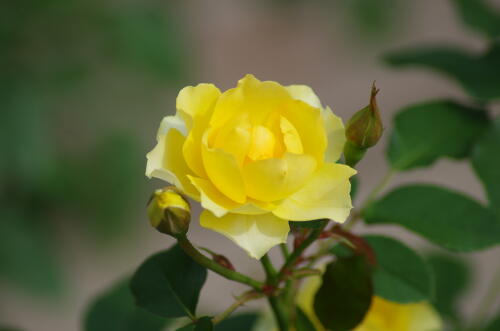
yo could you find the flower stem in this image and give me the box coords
[261,254,277,278]
[212,291,264,324]
[268,295,289,331]
[177,235,264,290]
[260,254,289,331]
[277,220,328,281]
[280,243,290,259]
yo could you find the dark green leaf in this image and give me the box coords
[177,317,213,331]
[0,208,62,297]
[216,313,258,331]
[295,307,316,331]
[313,256,373,331]
[485,315,500,331]
[131,244,207,319]
[330,242,355,259]
[387,100,489,170]
[472,118,500,218]
[290,219,327,229]
[84,278,169,331]
[364,235,433,303]
[384,42,500,100]
[451,0,500,38]
[363,185,500,252]
[426,254,470,321]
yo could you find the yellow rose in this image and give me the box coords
[146,74,356,259]
[297,272,442,331]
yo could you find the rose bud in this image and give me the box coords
[344,83,383,167]
[147,186,191,238]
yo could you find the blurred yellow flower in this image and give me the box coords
[146,74,356,258]
[297,271,442,331]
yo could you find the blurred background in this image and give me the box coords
[1,0,499,330]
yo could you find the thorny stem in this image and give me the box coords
[276,220,329,284]
[260,254,289,331]
[212,290,264,324]
[280,243,290,259]
[177,235,264,290]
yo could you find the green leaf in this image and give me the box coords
[216,313,258,331]
[330,242,355,259]
[384,42,500,100]
[130,244,207,319]
[363,185,500,252]
[177,317,213,331]
[485,315,500,331]
[472,118,500,218]
[313,256,373,331]
[451,0,500,38]
[295,307,316,331]
[84,278,169,331]
[387,100,489,170]
[426,254,470,321]
[290,219,327,229]
[0,208,62,297]
[363,235,434,303]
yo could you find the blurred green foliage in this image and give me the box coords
[0,0,189,300]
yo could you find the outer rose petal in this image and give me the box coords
[201,132,247,204]
[286,85,322,109]
[176,83,220,129]
[210,74,290,129]
[179,84,221,177]
[323,107,346,163]
[243,153,317,202]
[200,211,289,259]
[188,175,240,217]
[146,116,198,198]
[272,163,356,221]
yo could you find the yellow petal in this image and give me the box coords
[210,74,290,128]
[248,125,276,161]
[146,121,199,198]
[201,132,247,204]
[157,115,187,137]
[188,175,238,217]
[280,116,303,154]
[296,273,325,331]
[280,99,327,164]
[273,163,356,221]
[243,153,317,202]
[178,84,221,177]
[176,83,220,129]
[212,114,252,164]
[200,211,289,259]
[354,297,442,331]
[323,107,346,163]
[407,302,442,331]
[286,84,322,109]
